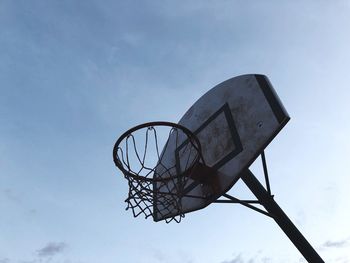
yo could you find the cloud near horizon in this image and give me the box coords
[36,242,67,257]
[220,253,267,263]
[321,237,350,249]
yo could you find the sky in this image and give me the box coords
[1,0,350,262]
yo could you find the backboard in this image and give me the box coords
[153,74,289,221]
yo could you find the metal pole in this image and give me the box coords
[240,169,324,263]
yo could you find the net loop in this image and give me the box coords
[113,122,203,223]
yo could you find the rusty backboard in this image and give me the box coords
[153,74,289,221]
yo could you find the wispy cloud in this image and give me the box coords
[321,238,349,249]
[220,253,274,263]
[221,254,255,263]
[261,257,272,263]
[36,242,67,257]
[151,248,193,263]
[2,188,21,204]
[0,258,10,263]
[221,254,244,263]
[153,249,166,262]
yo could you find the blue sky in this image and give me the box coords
[1,1,350,262]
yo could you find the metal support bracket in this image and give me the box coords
[261,151,272,196]
[213,151,275,217]
[214,193,272,218]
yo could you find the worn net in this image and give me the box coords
[113,123,202,223]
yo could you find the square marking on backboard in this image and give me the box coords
[176,103,243,173]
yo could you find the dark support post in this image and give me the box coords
[240,169,324,263]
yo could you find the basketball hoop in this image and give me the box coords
[113,121,203,223]
[111,75,325,262]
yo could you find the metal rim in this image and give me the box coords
[113,121,203,182]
